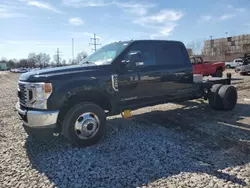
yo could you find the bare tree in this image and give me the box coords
[28,53,50,68]
[62,60,66,66]
[186,40,204,55]
[19,59,29,67]
[37,53,50,68]
[75,51,88,64]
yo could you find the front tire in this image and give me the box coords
[62,102,106,147]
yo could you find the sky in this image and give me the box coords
[0,0,250,61]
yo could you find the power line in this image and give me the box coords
[89,33,101,52]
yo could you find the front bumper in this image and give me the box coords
[15,102,59,128]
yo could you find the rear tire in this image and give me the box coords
[62,102,106,147]
[218,85,237,111]
[208,84,224,110]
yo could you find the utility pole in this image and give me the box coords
[54,48,62,67]
[57,48,59,65]
[210,36,214,56]
[225,32,228,37]
[89,33,101,52]
[72,38,74,64]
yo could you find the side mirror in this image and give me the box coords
[128,51,144,69]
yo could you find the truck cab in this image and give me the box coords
[15,40,237,147]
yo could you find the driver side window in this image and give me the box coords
[124,43,156,66]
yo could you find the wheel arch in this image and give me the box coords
[57,90,112,128]
[216,66,223,71]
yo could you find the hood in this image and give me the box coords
[19,64,108,82]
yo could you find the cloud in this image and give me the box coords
[227,4,246,12]
[236,8,246,12]
[134,10,183,26]
[62,0,110,7]
[83,32,97,38]
[219,14,235,21]
[198,15,212,23]
[150,24,177,39]
[115,2,155,16]
[133,10,183,38]
[26,1,62,13]
[35,45,66,48]
[63,0,155,15]
[159,24,176,36]
[0,4,27,19]
[69,17,84,25]
[69,31,100,39]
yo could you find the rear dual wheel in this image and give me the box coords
[208,84,237,111]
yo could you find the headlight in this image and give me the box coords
[25,82,53,109]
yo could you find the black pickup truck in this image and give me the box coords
[16,40,237,147]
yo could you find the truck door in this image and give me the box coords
[116,41,163,106]
[155,41,195,100]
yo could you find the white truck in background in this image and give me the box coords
[225,59,243,68]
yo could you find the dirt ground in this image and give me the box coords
[0,69,249,188]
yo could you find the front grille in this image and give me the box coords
[18,82,27,105]
[18,82,35,106]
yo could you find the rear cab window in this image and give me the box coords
[155,41,189,67]
[121,41,190,69]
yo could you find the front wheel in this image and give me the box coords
[62,102,106,147]
[226,65,231,69]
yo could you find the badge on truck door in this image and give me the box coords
[111,74,119,92]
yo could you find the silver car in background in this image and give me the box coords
[235,54,250,75]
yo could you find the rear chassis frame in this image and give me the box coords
[197,73,232,100]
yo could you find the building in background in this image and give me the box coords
[187,48,193,56]
[0,62,8,70]
[202,34,250,61]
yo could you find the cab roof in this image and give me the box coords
[110,39,184,45]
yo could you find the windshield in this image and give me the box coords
[81,42,129,65]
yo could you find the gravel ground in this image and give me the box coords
[0,70,250,188]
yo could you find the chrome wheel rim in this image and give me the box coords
[74,112,100,139]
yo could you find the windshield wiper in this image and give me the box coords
[81,61,95,65]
